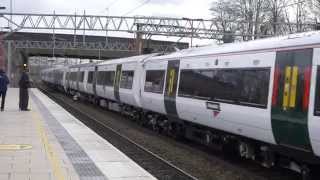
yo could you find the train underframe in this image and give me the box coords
[49,84,320,180]
[96,96,320,180]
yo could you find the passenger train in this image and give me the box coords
[41,31,320,179]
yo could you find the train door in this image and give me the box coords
[64,70,68,92]
[93,66,97,96]
[271,49,313,151]
[76,68,80,91]
[114,64,122,102]
[164,60,180,120]
[310,48,320,157]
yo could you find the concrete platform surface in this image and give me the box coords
[0,88,157,180]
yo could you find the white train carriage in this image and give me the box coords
[144,52,275,144]
[79,64,96,95]
[40,69,48,83]
[40,69,47,83]
[78,65,87,93]
[41,67,66,90]
[143,32,320,161]
[67,67,79,91]
[96,54,157,108]
[61,67,68,92]
[55,67,66,89]
[41,31,320,177]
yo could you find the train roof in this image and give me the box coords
[150,31,320,61]
[41,31,320,71]
[97,53,158,66]
[41,66,67,72]
[69,62,99,68]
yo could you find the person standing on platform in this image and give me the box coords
[19,69,31,111]
[0,69,9,111]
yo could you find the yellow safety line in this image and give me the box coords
[0,144,32,150]
[31,111,66,180]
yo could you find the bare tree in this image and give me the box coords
[238,0,269,40]
[210,0,269,41]
[295,0,311,32]
[210,0,317,42]
[306,0,320,29]
[262,0,290,35]
[210,0,241,42]
[307,0,320,19]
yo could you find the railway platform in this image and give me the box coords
[0,88,156,180]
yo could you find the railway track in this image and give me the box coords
[39,87,198,180]
[39,86,303,180]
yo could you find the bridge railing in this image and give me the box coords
[3,40,185,53]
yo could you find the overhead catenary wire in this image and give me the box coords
[106,0,118,9]
[99,0,119,14]
[122,0,151,16]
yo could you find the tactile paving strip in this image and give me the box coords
[31,92,108,180]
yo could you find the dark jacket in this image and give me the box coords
[19,72,31,89]
[0,71,9,92]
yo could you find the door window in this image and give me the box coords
[120,71,134,89]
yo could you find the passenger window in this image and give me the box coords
[178,69,215,100]
[178,68,270,108]
[97,71,105,85]
[78,72,85,82]
[96,71,115,86]
[72,72,76,81]
[70,72,75,81]
[120,71,134,89]
[213,69,242,103]
[240,69,270,107]
[105,71,115,86]
[87,71,94,84]
[144,70,165,94]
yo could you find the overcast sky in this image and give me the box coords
[0,0,215,45]
[1,0,213,18]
